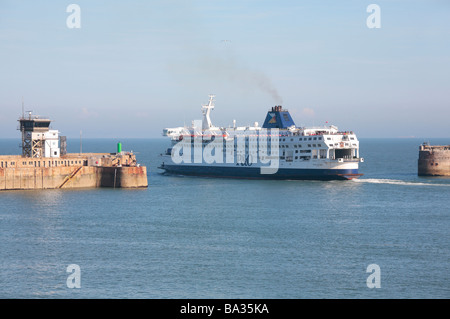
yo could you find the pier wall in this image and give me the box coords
[0,166,148,191]
[98,166,149,189]
[418,148,450,176]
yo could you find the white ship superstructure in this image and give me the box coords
[160,95,363,180]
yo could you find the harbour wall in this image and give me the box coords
[0,166,148,190]
[0,153,148,191]
[418,146,450,176]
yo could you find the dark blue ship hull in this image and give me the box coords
[159,164,362,180]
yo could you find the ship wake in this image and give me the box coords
[352,178,450,187]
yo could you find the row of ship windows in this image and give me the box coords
[182,136,356,142]
[285,137,322,141]
[242,137,325,142]
[233,137,326,141]
[181,140,356,148]
[179,142,355,151]
[236,150,313,154]
[185,144,325,148]
[235,144,324,149]
[186,136,327,141]
[280,144,322,148]
[261,156,312,161]
[271,136,354,142]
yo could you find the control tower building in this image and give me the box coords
[18,112,64,158]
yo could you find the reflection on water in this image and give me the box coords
[21,189,65,212]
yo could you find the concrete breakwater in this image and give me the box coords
[0,153,148,191]
[0,112,148,191]
[418,143,450,176]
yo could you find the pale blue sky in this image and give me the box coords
[1,0,449,138]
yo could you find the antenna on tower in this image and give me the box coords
[201,94,216,130]
[21,97,24,118]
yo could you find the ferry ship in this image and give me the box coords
[159,95,363,180]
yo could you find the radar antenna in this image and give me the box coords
[201,94,215,130]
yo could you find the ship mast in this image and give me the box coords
[201,94,215,130]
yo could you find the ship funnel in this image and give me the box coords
[262,105,296,129]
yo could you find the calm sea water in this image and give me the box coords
[0,138,449,299]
